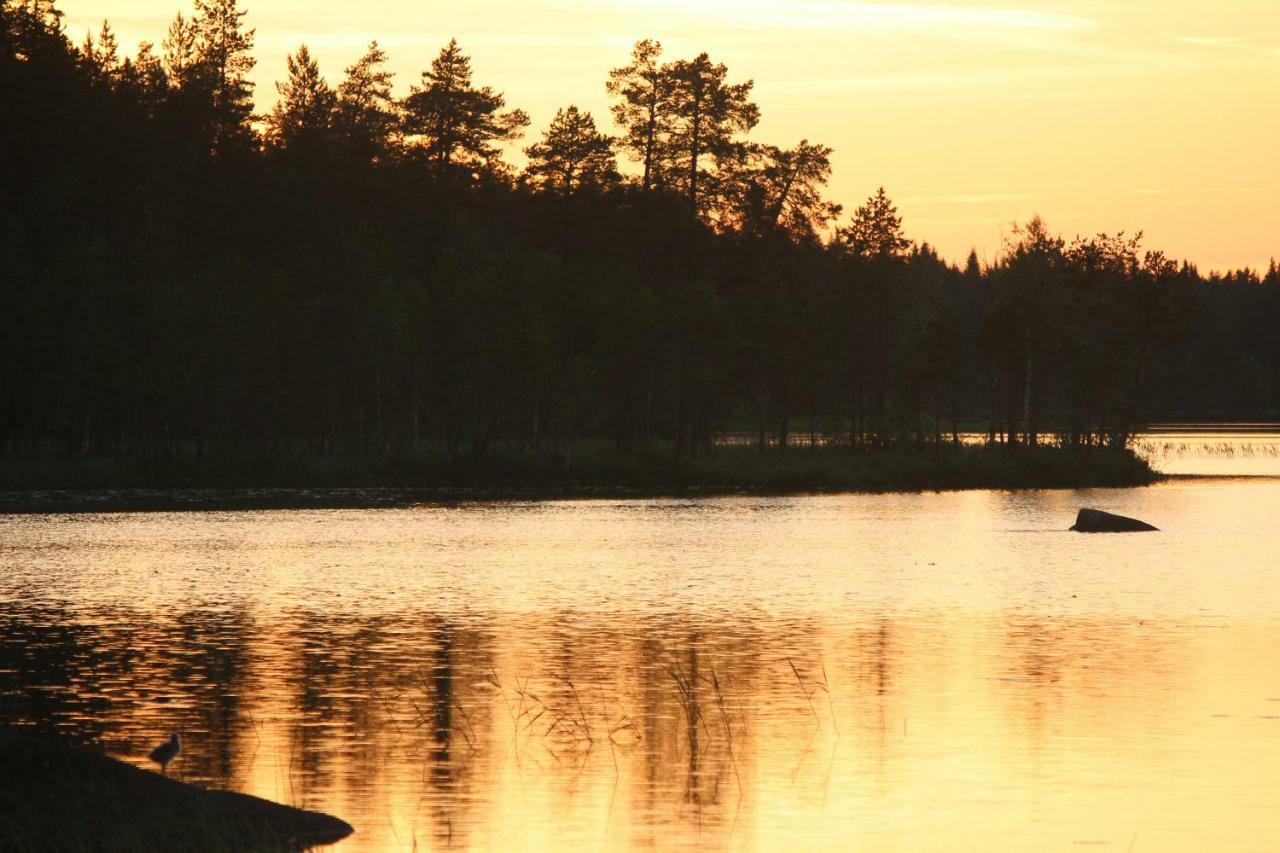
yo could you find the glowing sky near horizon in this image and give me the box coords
[61,0,1280,271]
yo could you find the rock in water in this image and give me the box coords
[1070,508,1158,533]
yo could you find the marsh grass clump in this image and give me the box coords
[786,656,839,735]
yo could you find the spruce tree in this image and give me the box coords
[840,188,910,259]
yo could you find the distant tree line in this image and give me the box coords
[3,0,1279,466]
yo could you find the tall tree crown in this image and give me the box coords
[336,40,397,163]
[841,187,910,259]
[733,139,841,241]
[80,20,119,82]
[606,39,670,192]
[193,0,254,154]
[266,44,336,154]
[523,105,617,196]
[606,42,759,222]
[161,11,199,88]
[401,38,529,174]
[661,52,759,217]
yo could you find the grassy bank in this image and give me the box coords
[0,729,352,852]
[0,444,1158,512]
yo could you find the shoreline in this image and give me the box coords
[0,445,1161,513]
[0,729,353,851]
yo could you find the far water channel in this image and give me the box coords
[2,434,1278,851]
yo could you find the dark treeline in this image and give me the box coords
[3,1,1279,473]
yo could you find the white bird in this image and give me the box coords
[148,732,181,775]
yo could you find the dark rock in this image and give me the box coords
[1070,508,1158,533]
[0,728,353,851]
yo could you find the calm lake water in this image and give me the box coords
[2,438,1279,851]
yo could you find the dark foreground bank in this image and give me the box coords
[0,445,1158,513]
[0,729,353,852]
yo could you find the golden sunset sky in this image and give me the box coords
[62,1,1280,271]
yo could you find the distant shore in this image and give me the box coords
[0,445,1159,513]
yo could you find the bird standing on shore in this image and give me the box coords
[148,733,181,775]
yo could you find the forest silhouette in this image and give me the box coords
[3,1,1279,486]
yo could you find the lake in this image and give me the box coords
[2,437,1279,851]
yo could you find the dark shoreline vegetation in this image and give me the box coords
[3,2,1278,496]
[0,444,1158,513]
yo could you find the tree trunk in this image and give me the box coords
[1022,323,1037,446]
[688,80,701,215]
[642,88,657,192]
[755,390,766,453]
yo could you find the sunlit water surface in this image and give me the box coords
[2,438,1280,851]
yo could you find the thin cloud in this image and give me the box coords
[621,1,1098,34]
[1168,31,1280,47]
[1167,30,1280,57]
[257,32,613,50]
[903,193,1038,205]
[767,62,1137,95]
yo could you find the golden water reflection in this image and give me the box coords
[4,605,1277,851]
[3,481,1280,850]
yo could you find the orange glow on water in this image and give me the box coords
[4,469,1280,850]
